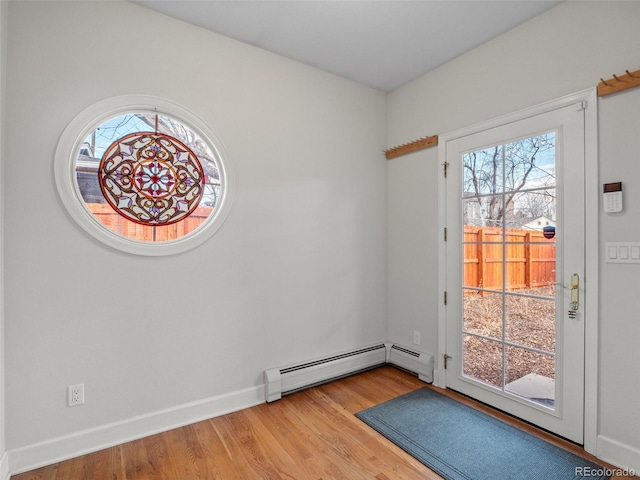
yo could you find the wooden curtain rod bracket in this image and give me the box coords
[598,67,640,97]
[385,135,438,160]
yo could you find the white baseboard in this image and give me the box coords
[8,384,264,476]
[597,434,640,475]
[13,359,637,478]
[1,451,9,480]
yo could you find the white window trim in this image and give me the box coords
[54,94,234,256]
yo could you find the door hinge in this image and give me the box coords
[443,161,449,178]
[444,291,448,305]
[443,354,452,369]
[578,100,587,111]
[444,227,447,242]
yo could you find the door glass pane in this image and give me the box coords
[503,133,556,192]
[463,291,502,340]
[505,294,555,352]
[509,189,556,226]
[463,147,504,197]
[463,335,503,388]
[528,242,556,287]
[463,197,505,228]
[462,227,482,289]
[503,237,556,288]
[462,196,506,228]
[462,235,503,290]
[461,131,557,408]
[505,346,555,408]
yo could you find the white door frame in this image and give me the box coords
[436,88,598,453]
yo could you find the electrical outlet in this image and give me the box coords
[68,384,84,407]
[413,330,421,346]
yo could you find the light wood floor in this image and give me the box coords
[12,366,635,479]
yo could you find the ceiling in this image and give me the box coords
[131,0,562,92]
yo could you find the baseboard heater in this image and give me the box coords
[264,342,434,402]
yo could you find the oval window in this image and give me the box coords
[55,96,234,255]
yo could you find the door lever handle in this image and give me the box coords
[570,273,579,311]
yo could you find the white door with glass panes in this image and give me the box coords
[441,97,589,443]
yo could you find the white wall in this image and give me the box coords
[387,0,640,471]
[597,87,640,470]
[3,0,387,464]
[0,1,6,477]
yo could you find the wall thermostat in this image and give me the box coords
[603,182,623,213]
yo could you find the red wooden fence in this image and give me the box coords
[87,203,211,241]
[464,226,555,292]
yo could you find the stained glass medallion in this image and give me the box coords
[98,132,205,226]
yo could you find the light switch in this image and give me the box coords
[606,242,640,264]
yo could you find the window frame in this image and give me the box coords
[54,95,234,256]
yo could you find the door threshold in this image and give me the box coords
[431,383,583,447]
